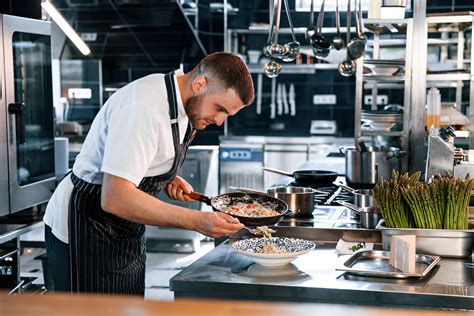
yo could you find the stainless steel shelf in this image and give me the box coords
[364,19,410,34]
[362,74,406,82]
[366,37,458,47]
[426,73,471,81]
[426,14,474,32]
[248,63,338,74]
[364,83,404,90]
[427,81,464,88]
[361,130,404,137]
[232,27,356,35]
[427,38,462,45]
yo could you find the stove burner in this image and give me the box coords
[287,182,353,206]
[278,206,361,228]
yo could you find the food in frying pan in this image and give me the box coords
[221,202,280,218]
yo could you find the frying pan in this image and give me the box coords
[337,201,382,229]
[262,167,340,184]
[188,191,291,226]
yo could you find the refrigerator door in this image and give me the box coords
[3,15,55,213]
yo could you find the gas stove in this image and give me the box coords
[277,205,361,228]
[279,180,361,228]
[286,181,353,206]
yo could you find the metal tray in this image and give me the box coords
[336,250,441,279]
[377,220,473,258]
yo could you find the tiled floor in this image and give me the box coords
[19,236,214,300]
[144,240,214,300]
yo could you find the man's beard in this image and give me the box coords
[185,94,206,130]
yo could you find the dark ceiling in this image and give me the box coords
[53,0,209,84]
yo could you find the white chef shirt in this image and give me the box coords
[44,71,189,243]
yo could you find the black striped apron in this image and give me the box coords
[68,72,196,295]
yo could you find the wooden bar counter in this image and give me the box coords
[0,293,471,316]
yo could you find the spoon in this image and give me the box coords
[347,0,365,60]
[305,0,317,42]
[332,0,344,50]
[338,0,356,76]
[311,0,331,58]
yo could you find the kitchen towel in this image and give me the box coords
[55,137,69,179]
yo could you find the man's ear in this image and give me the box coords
[191,75,208,95]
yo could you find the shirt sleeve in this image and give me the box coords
[101,84,164,186]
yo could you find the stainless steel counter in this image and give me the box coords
[170,227,474,310]
[220,136,353,146]
[0,221,43,245]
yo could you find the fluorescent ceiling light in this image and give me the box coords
[41,1,91,56]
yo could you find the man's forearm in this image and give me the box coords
[101,174,200,230]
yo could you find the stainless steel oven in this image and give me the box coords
[0,15,55,216]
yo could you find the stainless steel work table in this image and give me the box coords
[170,227,474,310]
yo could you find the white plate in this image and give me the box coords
[231,237,315,267]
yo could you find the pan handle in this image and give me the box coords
[187,192,212,205]
[333,181,357,194]
[336,200,361,214]
[262,167,293,177]
[229,186,267,195]
[282,209,295,217]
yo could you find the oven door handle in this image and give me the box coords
[8,103,26,144]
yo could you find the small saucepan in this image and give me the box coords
[230,186,316,217]
[262,167,341,184]
[333,181,378,208]
[188,191,291,226]
[337,200,382,229]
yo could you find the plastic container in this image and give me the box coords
[426,87,441,130]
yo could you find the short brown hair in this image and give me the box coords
[192,52,254,105]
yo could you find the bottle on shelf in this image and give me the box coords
[426,87,441,132]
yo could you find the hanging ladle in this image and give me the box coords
[305,0,317,42]
[281,0,300,62]
[347,0,366,60]
[263,0,283,77]
[311,0,331,59]
[338,0,356,76]
[357,0,367,43]
[332,0,344,50]
[263,0,284,59]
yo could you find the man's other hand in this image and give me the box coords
[165,176,194,202]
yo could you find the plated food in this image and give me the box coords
[231,237,315,266]
[221,201,280,218]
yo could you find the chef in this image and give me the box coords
[43,52,254,295]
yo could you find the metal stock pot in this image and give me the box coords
[340,146,406,187]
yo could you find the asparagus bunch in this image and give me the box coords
[374,170,415,228]
[443,175,473,230]
[401,182,442,229]
[374,171,473,230]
